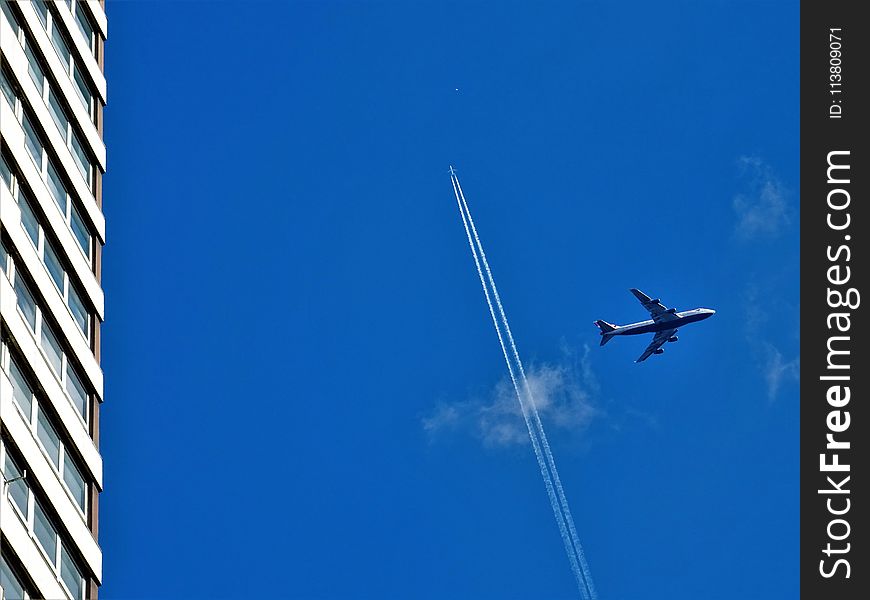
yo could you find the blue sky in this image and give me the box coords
[100,1,798,598]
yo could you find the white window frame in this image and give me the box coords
[70,0,96,56]
[0,439,86,600]
[8,261,92,428]
[6,162,93,343]
[28,0,95,122]
[2,350,90,520]
[19,33,95,191]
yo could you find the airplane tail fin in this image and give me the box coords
[594,320,617,346]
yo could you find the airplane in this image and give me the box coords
[594,289,716,362]
[448,165,457,176]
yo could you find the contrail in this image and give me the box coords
[452,173,598,599]
[450,171,596,599]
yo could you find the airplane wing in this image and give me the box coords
[630,288,678,323]
[636,328,678,362]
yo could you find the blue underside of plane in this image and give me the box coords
[618,311,712,335]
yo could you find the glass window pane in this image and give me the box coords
[33,0,48,26]
[63,458,87,512]
[14,277,37,330]
[41,324,64,376]
[23,114,43,166]
[1,0,19,32]
[33,500,58,561]
[3,453,29,517]
[0,67,14,107]
[44,240,66,291]
[51,25,71,70]
[37,407,62,467]
[47,161,68,212]
[1,153,12,189]
[24,43,45,95]
[9,358,34,419]
[1,554,26,600]
[48,89,69,138]
[19,194,40,245]
[60,545,84,600]
[66,363,88,420]
[75,3,94,50]
[73,67,91,112]
[0,239,7,275]
[68,284,89,336]
[71,133,90,182]
[71,205,91,256]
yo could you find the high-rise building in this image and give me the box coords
[1,1,106,598]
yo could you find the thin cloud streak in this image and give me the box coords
[761,343,800,402]
[733,156,791,240]
[741,285,799,401]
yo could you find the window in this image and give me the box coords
[45,240,66,291]
[47,160,68,212]
[6,258,93,424]
[1,439,89,594]
[48,88,70,137]
[20,195,40,245]
[37,407,63,468]
[74,2,95,52]
[33,0,49,26]
[16,29,97,189]
[1,0,19,33]
[41,323,65,375]
[60,544,84,600]
[24,43,45,95]
[3,452,29,516]
[14,98,95,254]
[73,68,92,114]
[0,67,14,107]
[63,456,87,512]
[33,500,58,561]
[1,554,26,600]
[71,132,91,181]
[23,115,43,166]
[66,363,88,420]
[14,277,37,330]
[0,153,12,189]
[51,23,72,70]
[71,205,91,257]
[28,0,96,121]
[0,239,7,275]
[68,285,89,335]
[10,358,35,419]
[18,179,94,339]
[5,350,91,515]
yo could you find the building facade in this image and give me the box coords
[1,1,106,598]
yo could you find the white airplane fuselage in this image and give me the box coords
[610,308,716,336]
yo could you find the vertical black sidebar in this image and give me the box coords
[801,1,867,598]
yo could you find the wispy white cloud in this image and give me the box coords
[741,286,799,401]
[424,347,599,447]
[733,156,791,240]
[761,342,800,402]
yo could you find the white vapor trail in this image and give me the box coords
[453,174,597,599]
[450,172,597,599]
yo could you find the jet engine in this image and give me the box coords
[668,336,678,342]
[666,308,677,314]
[653,348,664,355]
